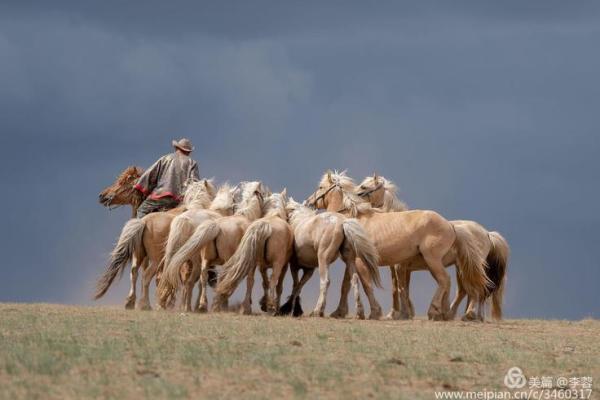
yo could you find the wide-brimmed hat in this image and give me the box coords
[172,138,194,152]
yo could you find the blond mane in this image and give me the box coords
[117,166,143,183]
[235,181,265,221]
[209,183,235,215]
[322,170,373,217]
[182,178,216,209]
[286,198,316,227]
[359,175,408,212]
[263,191,288,219]
[381,178,408,212]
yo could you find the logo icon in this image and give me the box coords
[504,367,527,389]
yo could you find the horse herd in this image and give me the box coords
[96,167,509,321]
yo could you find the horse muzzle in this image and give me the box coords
[98,193,113,207]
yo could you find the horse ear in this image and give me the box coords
[373,172,379,181]
[327,170,332,182]
[281,188,287,198]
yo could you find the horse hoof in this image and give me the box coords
[124,298,136,310]
[259,297,268,312]
[354,312,366,320]
[266,305,278,315]
[462,311,477,321]
[241,306,252,315]
[429,312,446,321]
[385,310,402,320]
[195,306,208,314]
[137,303,152,311]
[368,307,382,320]
[368,312,382,320]
[329,309,347,319]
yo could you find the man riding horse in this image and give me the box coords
[134,138,200,218]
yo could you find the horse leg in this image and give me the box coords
[275,263,288,307]
[268,263,285,314]
[396,265,412,319]
[193,275,201,312]
[125,256,144,309]
[137,261,156,311]
[310,255,330,317]
[181,262,199,312]
[190,260,203,312]
[422,253,451,321]
[461,297,479,321]
[154,260,169,310]
[280,263,300,315]
[351,272,365,320]
[341,247,365,319]
[241,265,257,315]
[197,260,210,313]
[477,298,486,321]
[330,266,351,319]
[450,268,468,320]
[385,265,401,320]
[404,268,416,318]
[296,268,314,294]
[355,258,383,320]
[259,266,270,312]
[283,266,314,316]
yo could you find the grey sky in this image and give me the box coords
[1,2,598,319]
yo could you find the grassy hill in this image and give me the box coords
[0,303,597,399]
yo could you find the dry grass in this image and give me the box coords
[0,303,598,399]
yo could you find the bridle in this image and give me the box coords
[312,182,348,213]
[312,182,339,204]
[105,181,139,211]
[357,182,384,202]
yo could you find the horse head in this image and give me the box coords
[356,174,386,208]
[306,170,346,210]
[99,166,144,213]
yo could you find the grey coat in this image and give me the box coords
[135,152,199,200]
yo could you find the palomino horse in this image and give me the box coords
[307,171,490,321]
[157,182,249,310]
[280,198,381,318]
[170,184,239,311]
[95,178,217,310]
[159,181,268,312]
[98,166,144,218]
[214,190,294,314]
[356,175,510,320]
[354,174,408,319]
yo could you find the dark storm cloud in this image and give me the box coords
[1,2,598,319]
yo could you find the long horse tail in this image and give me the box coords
[487,231,510,320]
[94,218,145,299]
[453,224,492,300]
[342,219,382,288]
[163,214,195,271]
[158,220,221,296]
[216,220,272,297]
